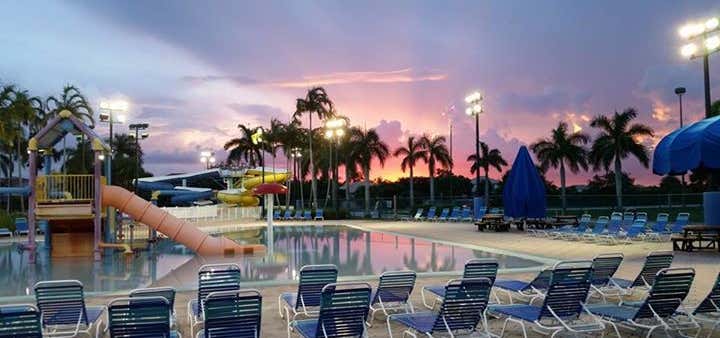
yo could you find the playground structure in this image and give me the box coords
[20,110,265,262]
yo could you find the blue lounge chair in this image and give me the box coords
[367,270,417,324]
[290,282,371,338]
[34,280,105,337]
[0,227,12,238]
[668,212,691,234]
[14,217,28,236]
[420,207,436,221]
[99,296,179,338]
[0,304,42,337]
[274,209,282,219]
[37,219,49,234]
[489,261,605,338]
[199,289,262,338]
[644,213,670,241]
[313,209,324,221]
[537,214,590,238]
[550,216,609,240]
[401,208,423,221]
[494,267,553,304]
[421,258,498,309]
[588,268,699,338]
[635,211,648,222]
[435,208,450,222]
[619,219,648,243]
[593,215,624,243]
[447,207,462,221]
[283,209,294,220]
[610,251,673,292]
[302,210,312,220]
[598,219,646,245]
[689,272,720,336]
[130,287,177,328]
[292,209,304,220]
[388,277,493,338]
[460,207,473,222]
[576,216,609,241]
[621,211,635,230]
[187,263,242,337]
[588,253,626,301]
[280,264,338,326]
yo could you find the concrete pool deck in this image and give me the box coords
[3,219,720,337]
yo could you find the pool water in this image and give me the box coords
[0,225,544,298]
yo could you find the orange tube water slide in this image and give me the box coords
[102,185,264,256]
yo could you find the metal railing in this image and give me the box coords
[36,175,97,203]
[159,205,261,223]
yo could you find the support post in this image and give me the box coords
[93,144,103,261]
[266,194,274,257]
[27,145,38,263]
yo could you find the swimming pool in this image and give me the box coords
[0,225,547,298]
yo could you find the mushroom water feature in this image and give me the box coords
[253,183,288,256]
[653,115,720,226]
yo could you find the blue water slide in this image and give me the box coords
[0,186,30,196]
[154,189,215,206]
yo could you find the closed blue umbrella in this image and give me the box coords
[502,146,546,218]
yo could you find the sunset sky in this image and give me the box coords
[2,1,720,186]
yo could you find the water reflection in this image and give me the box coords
[0,225,542,298]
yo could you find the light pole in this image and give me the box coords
[679,17,719,117]
[675,87,687,207]
[200,151,216,170]
[465,92,484,199]
[128,123,149,194]
[324,117,346,213]
[99,100,127,243]
[290,147,303,209]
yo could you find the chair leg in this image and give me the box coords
[421,288,433,309]
[386,316,395,338]
[706,321,720,338]
[402,329,418,338]
[278,294,284,318]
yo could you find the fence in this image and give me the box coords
[36,175,96,202]
[158,204,261,223]
[311,192,705,219]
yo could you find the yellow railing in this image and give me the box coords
[36,175,102,203]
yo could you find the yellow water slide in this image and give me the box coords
[216,170,288,206]
[102,185,264,256]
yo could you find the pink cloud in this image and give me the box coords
[271,68,448,88]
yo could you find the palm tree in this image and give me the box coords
[224,124,262,166]
[421,134,453,203]
[277,119,304,208]
[293,87,335,208]
[45,85,94,173]
[393,136,427,208]
[467,142,507,206]
[589,108,654,208]
[530,122,589,213]
[340,126,362,203]
[265,118,285,177]
[351,128,389,216]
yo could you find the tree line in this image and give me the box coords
[0,83,149,211]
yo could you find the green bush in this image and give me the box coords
[0,210,25,231]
